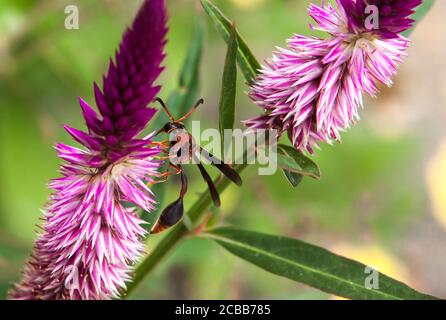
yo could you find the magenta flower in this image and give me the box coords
[245,0,421,153]
[9,0,167,300]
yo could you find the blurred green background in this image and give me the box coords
[1,0,446,299]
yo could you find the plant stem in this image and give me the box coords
[123,162,248,298]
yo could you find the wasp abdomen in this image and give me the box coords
[150,198,184,234]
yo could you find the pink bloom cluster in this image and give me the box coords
[245,0,422,153]
[9,0,167,300]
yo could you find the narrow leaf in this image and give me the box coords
[219,23,238,152]
[201,0,260,84]
[205,227,438,300]
[277,144,321,179]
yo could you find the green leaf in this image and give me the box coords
[205,227,439,300]
[277,144,321,180]
[201,0,260,84]
[219,23,238,152]
[141,14,204,229]
[404,0,435,37]
[282,169,303,188]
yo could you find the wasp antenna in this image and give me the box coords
[176,98,204,122]
[155,97,175,122]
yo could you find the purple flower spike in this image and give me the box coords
[91,0,167,159]
[245,0,422,153]
[10,0,167,300]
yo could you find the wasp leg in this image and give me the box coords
[152,162,182,184]
[150,140,171,148]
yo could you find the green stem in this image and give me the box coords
[123,163,248,298]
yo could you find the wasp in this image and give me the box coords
[150,97,242,234]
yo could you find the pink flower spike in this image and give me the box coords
[245,0,422,153]
[10,0,167,300]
